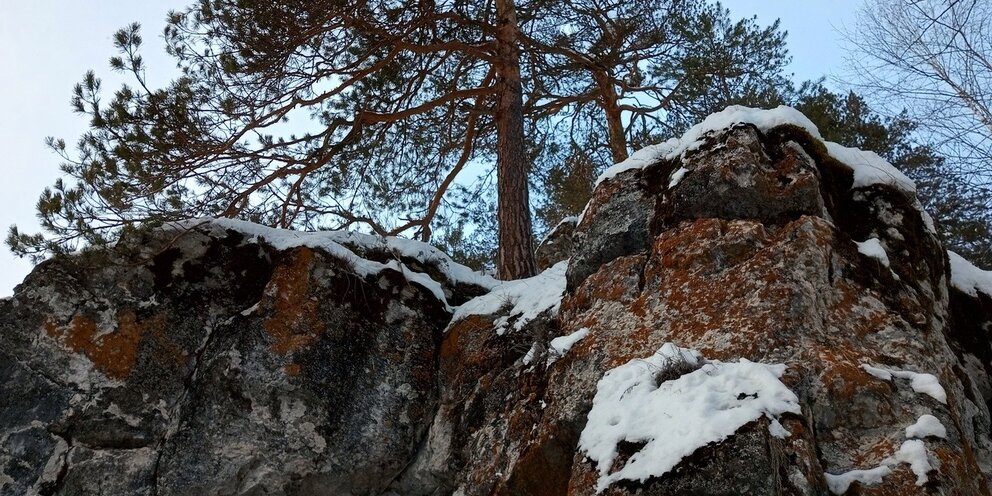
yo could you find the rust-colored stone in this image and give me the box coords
[262,247,323,355]
[44,311,167,379]
[284,363,301,376]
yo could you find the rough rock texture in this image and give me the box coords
[4,116,992,496]
[0,224,479,495]
[537,217,577,271]
[427,124,992,495]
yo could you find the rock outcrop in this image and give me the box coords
[0,220,495,495]
[3,106,992,495]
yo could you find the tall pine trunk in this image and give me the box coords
[494,0,537,280]
[592,69,629,163]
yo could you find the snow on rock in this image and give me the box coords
[948,250,992,298]
[595,142,675,186]
[596,105,819,186]
[667,167,689,189]
[594,105,918,196]
[522,343,539,366]
[768,418,790,439]
[547,327,590,364]
[855,238,891,267]
[825,440,935,494]
[824,142,916,194]
[919,205,938,234]
[861,364,894,381]
[171,217,498,311]
[892,439,934,485]
[905,414,947,439]
[553,215,579,231]
[537,215,578,247]
[451,261,567,335]
[579,343,800,493]
[382,259,450,311]
[824,466,893,495]
[861,364,947,403]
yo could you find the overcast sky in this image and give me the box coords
[0,0,863,296]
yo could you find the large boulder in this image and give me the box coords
[0,219,494,495]
[428,107,992,495]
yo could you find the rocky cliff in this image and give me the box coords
[3,106,992,496]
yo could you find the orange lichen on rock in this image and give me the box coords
[816,347,890,400]
[848,438,900,468]
[567,255,646,312]
[501,423,580,496]
[284,362,302,376]
[566,456,600,496]
[828,279,893,339]
[441,314,490,362]
[933,445,992,495]
[262,247,323,355]
[44,310,167,379]
[853,468,920,496]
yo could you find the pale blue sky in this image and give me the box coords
[0,1,863,296]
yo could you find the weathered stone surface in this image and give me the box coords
[429,124,991,495]
[537,217,577,271]
[4,113,992,496]
[1,224,471,495]
[657,126,827,228]
[567,168,660,292]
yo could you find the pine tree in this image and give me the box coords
[10,0,538,278]
[524,0,789,164]
[8,0,792,276]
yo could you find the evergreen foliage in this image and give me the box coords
[8,0,790,276]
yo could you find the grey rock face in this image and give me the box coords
[658,128,826,227]
[536,217,577,271]
[567,170,657,292]
[0,225,468,495]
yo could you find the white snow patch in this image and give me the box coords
[825,466,892,494]
[824,142,916,194]
[861,364,947,403]
[451,261,567,335]
[547,327,590,364]
[948,250,992,298]
[522,342,539,366]
[169,218,498,311]
[667,167,689,188]
[905,414,947,439]
[891,439,933,485]
[899,373,947,404]
[768,418,790,438]
[554,215,578,229]
[596,105,819,186]
[595,142,673,186]
[538,215,578,246]
[918,203,938,234]
[855,238,891,267]
[382,259,450,311]
[579,343,800,493]
[861,364,893,381]
[825,440,934,494]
